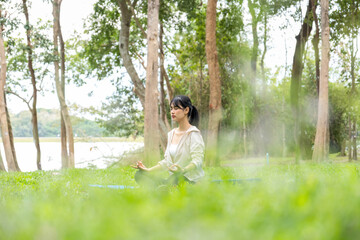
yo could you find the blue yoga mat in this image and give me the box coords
[211,178,261,184]
[89,184,135,189]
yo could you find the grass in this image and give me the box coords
[7,137,144,143]
[1,160,360,239]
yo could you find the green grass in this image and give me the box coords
[8,137,144,143]
[1,162,360,239]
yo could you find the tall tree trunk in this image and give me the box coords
[144,0,160,164]
[282,96,287,158]
[23,0,41,170]
[248,0,265,156]
[340,138,346,156]
[290,0,316,161]
[260,11,267,96]
[282,36,288,158]
[118,0,145,107]
[259,10,268,155]
[0,153,5,171]
[348,115,352,161]
[59,5,74,167]
[117,0,168,150]
[312,0,330,162]
[350,30,357,160]
[0,16,20,172]
[5,96,18,169]
[205,0,222,166]
[242,93,247,158]
[159,23,170,132]
[353,120,357,160]
[53,0,74,168]
[312,0,320,96]
[248,0,261,94]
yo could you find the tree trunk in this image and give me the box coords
[61,115,68,167]
[290,0,316,161]
[282,96,287,158]
[248,0,261,93]
[159,23,171,132]
[350,27,357,160]
[260,11,267,96]
[5,96,18,169]
[205,0,222,166]
[348,115,352,161]
[242,93,247,158]
[312,0,320,96]
[0,153,5,171]
[0,17,20,172]
[53,0,74,168]
[312,0,330,162]
[59,5,74,167]
[144,0,160,164]
[118,0,146,107]
[353,120,357,160]
[23,0,41,170]
[118,0,168,150]
[340,138,346,156]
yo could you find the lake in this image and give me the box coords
[0,140,144,172]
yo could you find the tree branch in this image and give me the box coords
[125,0,147,39]
[6,90,32,111]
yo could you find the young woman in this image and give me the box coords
[133,95,205,187]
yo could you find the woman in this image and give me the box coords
[133,95,205,187]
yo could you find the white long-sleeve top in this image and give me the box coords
[158,125,205,182]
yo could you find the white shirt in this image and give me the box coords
[158,126,205,182]
[169,144,178,159]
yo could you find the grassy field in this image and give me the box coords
[1,159,360,239]
[7,137,144,143]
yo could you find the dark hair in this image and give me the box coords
[170,95,199,127]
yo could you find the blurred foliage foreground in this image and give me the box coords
[1,162,360,239]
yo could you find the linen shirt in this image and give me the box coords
[158,126,205,182]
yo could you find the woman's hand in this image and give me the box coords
[131,161,149,172]
[168,164,184,174]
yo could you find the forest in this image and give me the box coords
[0,0,356,169]
[1,0,358,171]
[1,0,360,239]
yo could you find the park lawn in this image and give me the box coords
[5,137,144,143]
[1,162,360,239]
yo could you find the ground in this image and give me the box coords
[1,155,360,239]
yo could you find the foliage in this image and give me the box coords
[10,108,106,137]
[95,85,144,138]
[1,163,360,239]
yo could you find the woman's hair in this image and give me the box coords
[170,95,199,127]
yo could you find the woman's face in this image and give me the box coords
[170,103,189,123]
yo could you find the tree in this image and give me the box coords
[205,0,222,166]
[53,0,75,168]
[312,0,330,162]
[330,0,360,160]
[22,0,41,170]
[144,0,160,163]
[290,0,317,161]
[0,8,20,171]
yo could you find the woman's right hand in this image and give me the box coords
[131,161,149,172]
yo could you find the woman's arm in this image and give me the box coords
[132,162,163,172]
[189,132,205,168]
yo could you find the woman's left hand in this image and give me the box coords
[168,164,184,174]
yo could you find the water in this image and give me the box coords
[1,141,144,172]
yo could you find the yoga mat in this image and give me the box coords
[89,184,135,189]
